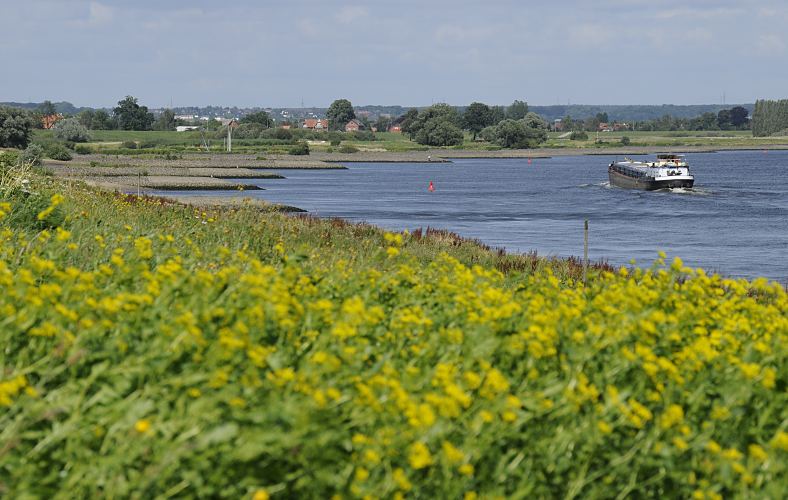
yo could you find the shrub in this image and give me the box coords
[44,143,73,161]
[570,130,588,140]
[52,118,91,142]
[330,139,341,147]
[338,144,359,154]
[271,128,293,141]
[0,106,36,148]
[620,136,631,146]
[63,141,76,150]
[19,144,44,166]
[288,141,310,155]
[75,144,92,155]
[121,141,138,149]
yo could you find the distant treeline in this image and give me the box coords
[2,101,757,124]
[530,104,754,122]
[752,99,788,137]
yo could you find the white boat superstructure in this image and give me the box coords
[608,154,695,190]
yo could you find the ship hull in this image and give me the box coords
[608,168,694,190]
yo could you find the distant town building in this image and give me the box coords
[280,124,291,129]
[345,119,364,132]
[388,125,402,133]
[176,125,201,132]
[41,114,63,130]
[175,114,197,121]
[553,119,563,132]
[303,118,328,130]
[598,122,613,132]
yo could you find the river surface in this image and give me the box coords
[162,150,788,282]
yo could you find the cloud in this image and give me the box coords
[334,5,368,25]
[88,1,114,25]
[756,34,785,54]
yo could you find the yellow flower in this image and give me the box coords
[252,490,269,500]
[442,441,465,464]
[748,444,768,462]
[597,421,613,434]
[408,442,433,469]
[770,431,788,451]
[459,463,474,476]
[355,467,369,482]
[134,419,151,434]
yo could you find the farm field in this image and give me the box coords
[0,164,786,497]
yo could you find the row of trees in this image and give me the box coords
[752,99,788,137]
[397,100,547,148]
[557,107,750,133]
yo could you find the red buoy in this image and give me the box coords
[528,158,532,164]
[428,181,435,192]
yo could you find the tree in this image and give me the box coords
[53,118,90,142]
[92,110,114,130]
[398,108,419,137]
[494,119,528,148]
[374,115,393,133]
[717,109,732,130]
[522,112,549,146]
[0,106,36,148]
[414,117,464,146]
[240,110,273,128]
[38,100,57,116]
[154,109,177,131]
[489,106,506,124]
[729,106,749,128]
[113,96,154,131]
[407,104,462,142]
[506,100,529,120]
[595,112,609,124]
[462,102,494,140]
[326,99,356,131]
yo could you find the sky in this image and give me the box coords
[1,0,787,108]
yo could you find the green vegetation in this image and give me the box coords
[114,96,155,131]
[288,141,310,155]
[153,109,176,132]
[240,111,274,128]
[326,99,356,131]
[752,99,788,137]
[0,106,36,148]
[0,170,785,498]
[407,104,464,147]
[52,117,90,143]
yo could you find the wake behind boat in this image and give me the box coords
[608,154,694,190]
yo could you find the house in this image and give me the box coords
[598,122,613,132]
[176,125,201,132]
[41,114,63,130]
[612,122,629,131]
[553,119,564,132]
[345,119,364,132]
[303,118,328,130]
[388,125,402,133]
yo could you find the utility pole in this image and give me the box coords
[227,121,233,152]
[583,220,589,286]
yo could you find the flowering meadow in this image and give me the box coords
[0,168,786,498]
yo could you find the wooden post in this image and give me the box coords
[583,220,589,285]
[137,172,141,197]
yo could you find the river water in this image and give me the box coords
[165,150,788,282]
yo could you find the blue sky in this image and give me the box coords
[1,0,786,108]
